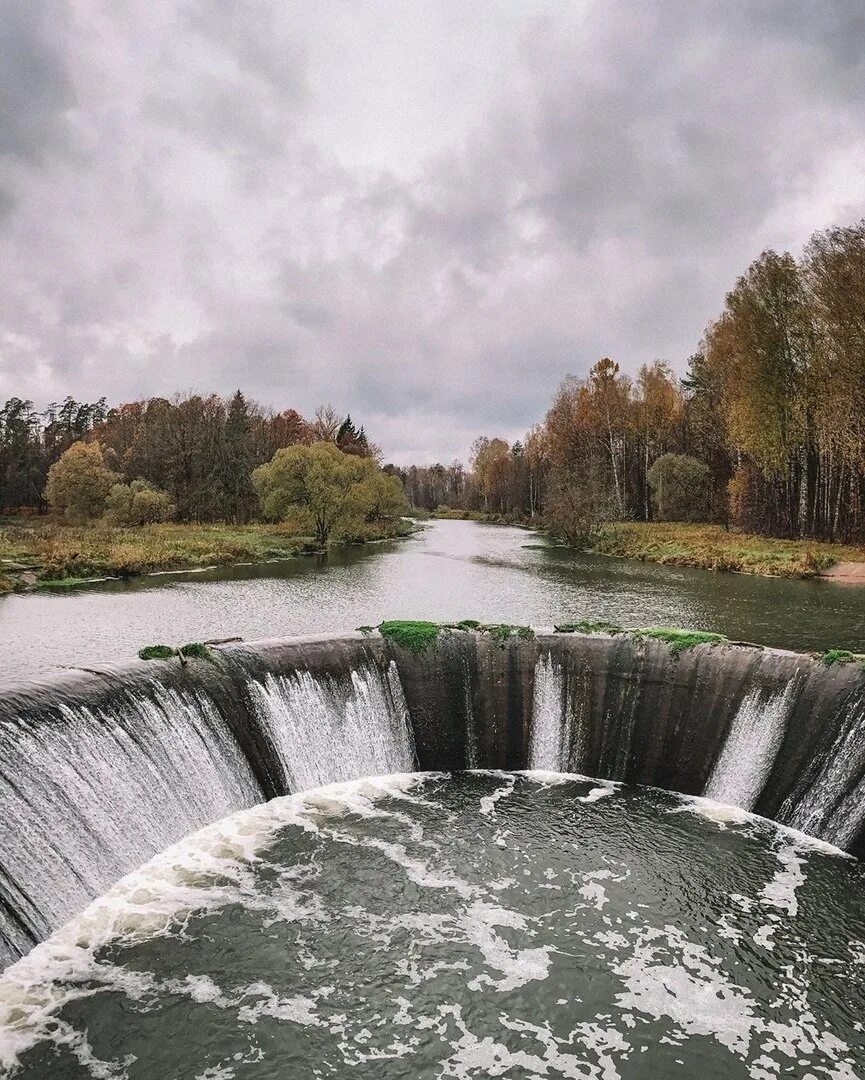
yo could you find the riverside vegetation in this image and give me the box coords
[6,217,865,590]
[0,518,413,591]
[0,402,411,591]
[395,216,865,577]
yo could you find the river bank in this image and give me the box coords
[0,518,415,592]
[586,522,865,580]
[432,510,865,580]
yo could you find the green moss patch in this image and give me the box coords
[138,641,213,662]
[179,642,213,661]
[627,627,729,654]
[554,620,623,635]
[138,644,177,661]
[553,620,728,654]
[479,623,535,644]
[821,649,865,667]
[378,620,442,652]
[373,619,535,651]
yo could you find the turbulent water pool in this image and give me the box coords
[2,771,863,1079]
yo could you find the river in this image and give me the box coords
[1,518,863,682]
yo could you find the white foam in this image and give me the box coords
[0,773,425,1070]
[462,902,554,992]
[704,682,796,811]
[529,653,571,771]
[479,775,516,817]
[578,786,616,804]
[249,661,416,793]
[436,1003,630,1079]
[520,769,621,790]
[668,793,850,857]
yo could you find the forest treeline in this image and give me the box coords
[396,219,865,545]
[0,393,375,523]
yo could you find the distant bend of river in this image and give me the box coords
[1,519,863,683]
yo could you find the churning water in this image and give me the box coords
[2,772,863,1079]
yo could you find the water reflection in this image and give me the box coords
[1,519,863,681]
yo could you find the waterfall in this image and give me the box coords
[2,630,865,970]
[0,683,262,968]
[529,654,572,771]
[248,660,416,792]
[703,682,796,810]
[784,690,865,846]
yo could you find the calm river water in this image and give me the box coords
[2,519,864,682]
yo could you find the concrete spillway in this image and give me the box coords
[2,628,864,968]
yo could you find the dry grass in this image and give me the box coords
[0,517,411,587]
[587,522,865,578]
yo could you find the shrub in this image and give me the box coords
[545,471,604,546]
[648,454,710,522]
[252,442,407,546]
[105,479,175,526]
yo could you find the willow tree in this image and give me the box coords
[252,442,406,545]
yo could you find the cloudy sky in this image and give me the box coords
[2,1,865,463]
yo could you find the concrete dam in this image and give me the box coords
[2,626,864,970]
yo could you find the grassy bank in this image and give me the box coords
[585,521,865,578]
[0,518,414,591]
[427,509,865,579]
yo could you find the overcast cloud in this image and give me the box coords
[2,0,865,462]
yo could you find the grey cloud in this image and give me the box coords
[0,0,73,163]
[2,1,865,463]
[0,0,75,217]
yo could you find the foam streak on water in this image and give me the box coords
[249,660,416,792]
[0,774,423,1072]
[703,682,795,810]
[0,773,862,1080]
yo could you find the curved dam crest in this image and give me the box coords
[2,627,865,968]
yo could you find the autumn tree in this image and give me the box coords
[682,350,733,524]
[470,437,511,513]
[586,357,632,518]
[802,221,865,539]
[524,425,548,519]
[252,442,405,546]
[104,479,175,525]
[634,362,683,519]
[648,454,709,522]
[44,441,117,522]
